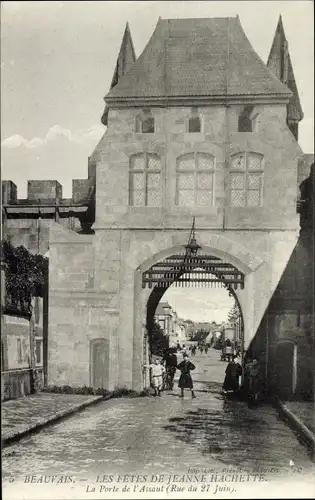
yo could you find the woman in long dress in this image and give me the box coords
[222,356,242,394]
[177,353,196,399]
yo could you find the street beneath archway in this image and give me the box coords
[3,349,314,499]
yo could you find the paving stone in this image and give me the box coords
[2,351,314,498]
[1,393,101,442]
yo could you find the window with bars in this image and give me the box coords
[229,152,264,207]
[176,153,215,207]
[135,109,155,133]
[129,153,161,207]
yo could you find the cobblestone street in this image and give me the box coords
[3,350,315,499]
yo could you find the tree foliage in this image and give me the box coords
[228,301,241,326]
[2,239,48,319]
[150,319,169,356]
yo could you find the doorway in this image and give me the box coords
[90,338,109,389]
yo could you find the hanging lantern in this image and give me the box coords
[185,217,201,257]
[185,236,201,256]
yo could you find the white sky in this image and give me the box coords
[163,286,234,323]
[1,1,314,199]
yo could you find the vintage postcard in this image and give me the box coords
[1,1,314,499]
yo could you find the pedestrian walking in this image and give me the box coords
[222,356,242,394]
[162,348,178,390]
[191,345,196,356]
[144,359,165,397]
[205,345,209,354]
[199,345,204,355]
[177,353,196,399]
[181,344,187,354]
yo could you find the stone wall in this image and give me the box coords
[5,101,309,393]
[93,104,301,231]
[248,159,314,401]
[46,220,299,391]
[249,231,314,400]
[47,223,120,390]
[46,101,307,392]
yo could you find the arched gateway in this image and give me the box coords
[131,227,262,391]
[140,222,247,388]
[47,16,303,392]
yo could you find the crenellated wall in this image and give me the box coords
[2,177,93,205]
[2,163,96,254]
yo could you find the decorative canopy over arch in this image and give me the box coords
[142,253,245,290]
[142,219,245,290]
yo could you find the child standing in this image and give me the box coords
[177,353,196,399]
[145,359,165,397]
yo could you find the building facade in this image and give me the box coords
[249,158,314,400]
[155,302,187,347]
[1,292,45,400]
[2,16,313,395]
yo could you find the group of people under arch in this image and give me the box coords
[144,340,261,405]
[144,346,196,399]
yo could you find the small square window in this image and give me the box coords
[188,116,201,133]
[135,109,155,133]
[142,117,154,133]
[238,115,252,132]
[238,106,256,133]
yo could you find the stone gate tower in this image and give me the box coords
[47,17,307,391]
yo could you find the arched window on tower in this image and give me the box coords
[188,108,201,133]
[129,153,161,206]
[229,152,264,207]
[175,153,215,207]
[135,109,155,133]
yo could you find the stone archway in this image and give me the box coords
[143,261,244,364]
[131,234,263,390]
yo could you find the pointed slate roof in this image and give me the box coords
[101,23,136,125]
[105,17,292,105]
[267,15,303,121]
[109,22,136,88]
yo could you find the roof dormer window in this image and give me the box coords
[135,109,155,133]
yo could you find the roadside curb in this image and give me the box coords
[275,398,315,458]
[2,394,108,448]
